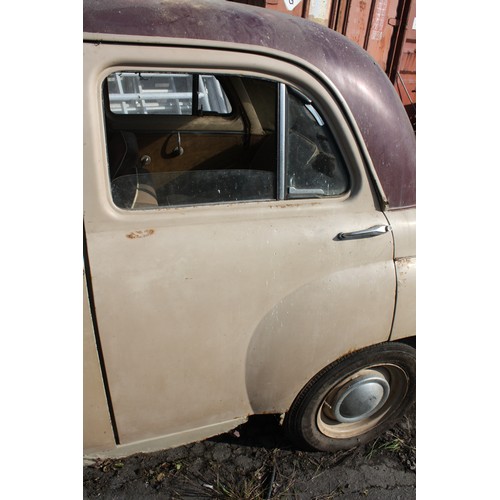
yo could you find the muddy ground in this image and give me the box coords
[83,406,415,499]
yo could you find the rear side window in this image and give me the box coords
[286,89,349,198]
[102,71,349,210]
[107,72,232,115]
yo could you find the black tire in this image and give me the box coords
[284,342,416,452]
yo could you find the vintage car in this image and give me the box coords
[83,0,416,458]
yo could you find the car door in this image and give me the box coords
[83,42,396,446]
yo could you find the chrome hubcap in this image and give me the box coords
[317,364,409,439]
[330,371,390,423]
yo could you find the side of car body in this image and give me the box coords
[83,0,415,459]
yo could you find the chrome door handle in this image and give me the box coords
[337,225,391,240]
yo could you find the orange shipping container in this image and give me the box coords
[231,0,416,128]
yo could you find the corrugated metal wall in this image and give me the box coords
[230,0,416,128]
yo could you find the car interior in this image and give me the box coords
[103,72,278,209]
[103,71,350,210]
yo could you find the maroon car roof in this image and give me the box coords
[83,0,415,209]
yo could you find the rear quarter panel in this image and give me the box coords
[386,208,416,340]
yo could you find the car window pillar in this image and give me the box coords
[277,82,286,200]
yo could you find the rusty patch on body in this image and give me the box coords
[395,257,415,270]
[395,256,415,284]
[126,229,155,239]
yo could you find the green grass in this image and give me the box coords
[365,430,415,460]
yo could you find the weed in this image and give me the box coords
[180,449,304,499]
[90,459,126,473]
[143,460,184,488]
[212,467,266,499]
[365,431,415,461]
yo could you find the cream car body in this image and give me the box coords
[83,0,415,458]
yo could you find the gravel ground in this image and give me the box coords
[83,406,415,499]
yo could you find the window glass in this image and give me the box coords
[103,72,350,210]
[286,89,349,198]
[104,73,277,209]
[106,72,232,116]
[198,74,233,114]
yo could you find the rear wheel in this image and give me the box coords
[284,342,415,451]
